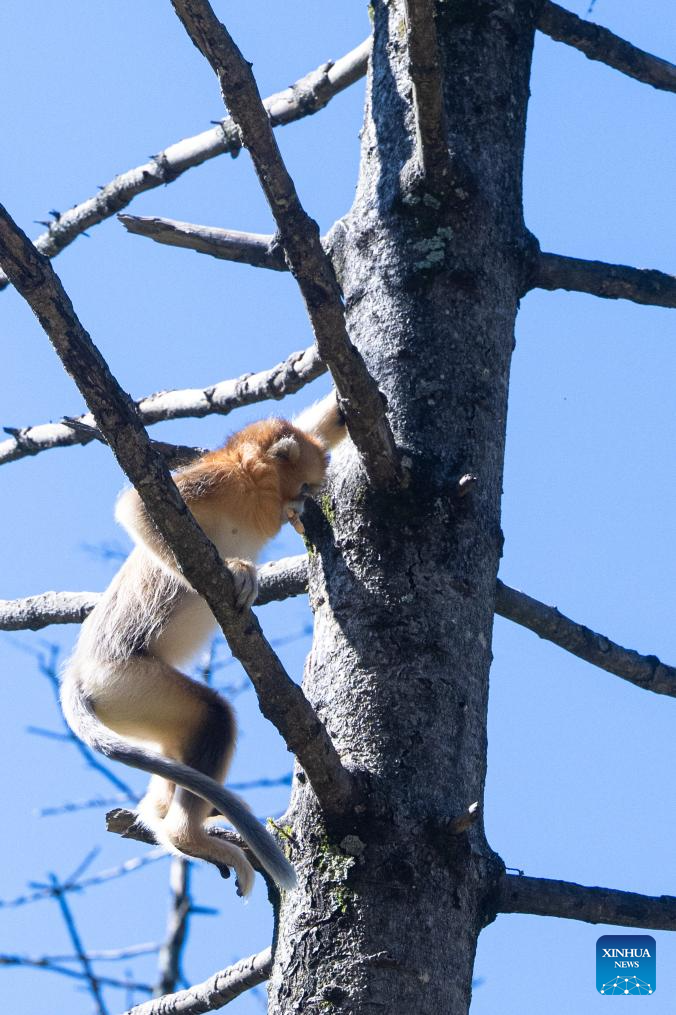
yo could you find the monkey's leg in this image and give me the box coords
[91,656,254,892]
[162,789,255,896]
[159,690,255,895]
[137,774,175,824]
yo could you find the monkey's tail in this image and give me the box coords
[60,676,297,891]
[293,390,346,449]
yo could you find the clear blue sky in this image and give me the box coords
[0,2,674,1013]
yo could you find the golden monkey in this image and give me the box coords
[60,392,345,895]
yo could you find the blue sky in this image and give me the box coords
[0,2,674,1013]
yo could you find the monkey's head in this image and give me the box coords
[222,417,329,507]
[265,420,329,503]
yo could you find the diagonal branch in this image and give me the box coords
[119,216,288,270]
[530,249,676,308]
[123,948,272,1015]
[49,874,109,1015]
[171,0,401,487]
[403,0,452,190]
[0,201,356,814]
[498,871,676,930]
[0,39,370,293]
[0,344,325,467]
[495,580,676,697]
[538,2,676,93]
[4,558,676,700]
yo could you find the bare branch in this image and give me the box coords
[0,590,98,630]
[531,249,676,308]
[48,873,109,1015]
[120,216,287,271]
[156,859,192,997]
[446,801,479,836]
[0,39,370,292]
[495,580,676,697]
[5,558,676,700]
[107,809,266,880]
[403,0,452,189]
[39,795,132,818]
[0,345,325,468]
[255,555,309,605]
[51,943,160,963]
[0,851,167,910]
[538,2,676,93]
[0,954,152,994]
[0,202,355,813]
[124,948,272,1015]
[498,872,676,930]
[0,554,308,631]
[171,0,401,487]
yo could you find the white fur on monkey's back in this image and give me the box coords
[59,391,346,895]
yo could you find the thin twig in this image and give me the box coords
[47,943,160,964]
[0,344,325,467]
[0,954,152,993]
[49,873,109,1015]
[38,794,134,818]
[120,217,288,271]
[531,249,676,308]
[0,39,370,292]
[498,871,676,929]
[0,202,355,814]
[403,0,452,190]
[171,0,401,487]
[124,948,272,1015]
[0,850,167,909]
[538,2,676,92]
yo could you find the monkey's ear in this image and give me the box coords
[269,435,301,462]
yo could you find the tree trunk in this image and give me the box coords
[269,2,539,1012]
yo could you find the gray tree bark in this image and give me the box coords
[268,2,538,1013]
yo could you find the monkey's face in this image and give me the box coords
[274,428,328,505]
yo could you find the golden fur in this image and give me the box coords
[60,393,344,894]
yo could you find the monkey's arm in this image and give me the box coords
[114,468,259,609]
[114,467,207,570]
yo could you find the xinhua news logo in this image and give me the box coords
[596,935,656,995]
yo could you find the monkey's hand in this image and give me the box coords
[284,496,308,535]
[224,558,258,610]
